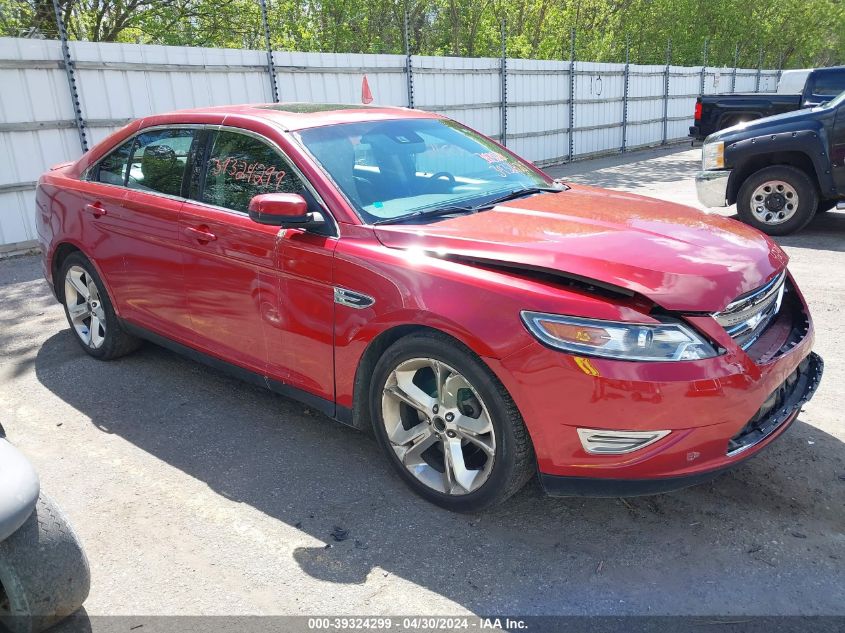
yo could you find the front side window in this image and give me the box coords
[201,130,304,213]
[296,118,551,224]
[127,128,195,197]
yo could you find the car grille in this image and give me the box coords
[727,352,823,456]
[713,271,786,350]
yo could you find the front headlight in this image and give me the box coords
[702,141,725,170]
[520,312,719,361]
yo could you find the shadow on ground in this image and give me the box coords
[773,211,845,254]
[32,327,845,614]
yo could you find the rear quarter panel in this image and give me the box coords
[36,171,129,312]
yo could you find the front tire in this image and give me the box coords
[736,165,818,236]
[370,332,535,512]
[0,494,91,633]
[59,252,141,360]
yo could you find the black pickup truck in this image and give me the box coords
[695,91,845,235]
[689,66,845,140]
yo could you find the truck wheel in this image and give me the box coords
[737,165,818,236]
[0,494,90,633]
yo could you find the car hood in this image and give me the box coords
[373,184,788,313]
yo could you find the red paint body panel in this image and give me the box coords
[35,103,819,491]
[488,281,815,478]
[179,200,277,375]
[374,184,789,313]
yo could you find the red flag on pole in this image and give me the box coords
[361,75,373,104]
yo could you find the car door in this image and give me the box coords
[180,127,337,401]
[81,127,194,340]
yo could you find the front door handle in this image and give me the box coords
[85,202,107,218]
[184,226,217,243]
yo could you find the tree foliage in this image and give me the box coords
[2,0,843,67]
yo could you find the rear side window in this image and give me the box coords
[201,130,304,213]
[127,129,195,197]
[810,73,845,98]
[95,140,133,185]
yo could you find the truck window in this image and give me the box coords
[810,73,845,98]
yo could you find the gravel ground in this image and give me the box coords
[0,146,843,624]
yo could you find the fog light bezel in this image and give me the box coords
[577,428,670,455]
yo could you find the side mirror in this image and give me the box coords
[248,193,321,227]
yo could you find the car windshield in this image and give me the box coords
[296,118,553,224]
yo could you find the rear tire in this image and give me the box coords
[59,252,141,360]
[0,494,90,633]
[370,331,535,512]
[737,165,818,236]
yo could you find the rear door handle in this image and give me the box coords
[85,202,107,218]
[184,226,217,243]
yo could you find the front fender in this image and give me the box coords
[0,439,40,543]
[725,124,833,200]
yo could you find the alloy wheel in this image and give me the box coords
[750,180,799,225]
[380,358,496,495]
[64,265,106,349]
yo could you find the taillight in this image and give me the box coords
[694,101,702,121]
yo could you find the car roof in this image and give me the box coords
[136,103,442,131]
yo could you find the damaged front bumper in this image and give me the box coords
[540,351,824,497]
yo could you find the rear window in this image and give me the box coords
[127,129,195,197]
[92,128,195,197]
[95,140,133,186]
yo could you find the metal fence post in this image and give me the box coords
[731,43,739,93]
[567,27,576,162]
[661,38,671,145]
[258,0,279,102]
[52,0,87,152]
[699,38,708,95]
[403,10,414,108]
[621,35,630,154]
[777,51,784,85]
[499,19,507,146]
[755,45,763,92]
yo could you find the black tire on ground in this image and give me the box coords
[369,331,536,512]
[736,165,819,236]
[59,252,141,360]
[0,493,91,633]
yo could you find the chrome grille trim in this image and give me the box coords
[721,271,786,316]
[713,271,787,350]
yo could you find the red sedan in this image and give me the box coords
[35,104,823,511]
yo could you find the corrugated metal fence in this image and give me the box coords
[0,36,779,253]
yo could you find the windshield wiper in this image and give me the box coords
[372,204,477,225]
[372,185,565,226]
[478,185,564,209]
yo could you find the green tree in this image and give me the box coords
[2,0,843,67]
